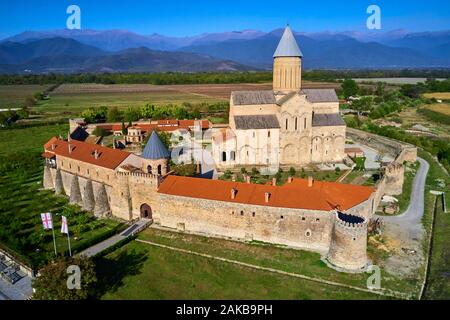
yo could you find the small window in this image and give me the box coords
[252,132,255,138]
[280,215,284,219]
[304,117,307,129]
[301,217,306,221]
[252,212,255,217]
[240,211,244,216]
[295,117,298,130]
[285,119,288,130]
[231,210,234,215]
[268,131,271,138]
[353,237,356,241]
[230,151,236,161]
[305,230,312,237]
[222,151,227,162]
[316,218,320,222]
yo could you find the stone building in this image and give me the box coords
[212,26,346,170]
[42,135,376,271]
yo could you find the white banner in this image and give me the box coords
[61,216,69,234]
[40,212,53,230]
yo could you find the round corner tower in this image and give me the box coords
[272,25,303,93]
[327,211,368,271]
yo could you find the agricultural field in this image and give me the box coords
[40,84,225,114]
[0,85,49,108]
[96,229,390,300]
[423,92,450,100]
[425,103,450,115]
[391,102,450,139]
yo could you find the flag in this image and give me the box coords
[40,212,53,230]
[61,216,69,234]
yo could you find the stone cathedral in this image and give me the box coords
[212,26,346,170]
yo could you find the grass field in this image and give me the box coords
[423,92,450,100]
[425,103,450,116]
[0,85,49,108]
[96,239,385,300]
[424,196,450,299]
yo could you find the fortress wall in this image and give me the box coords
[158,194,333,253]
[346,127,417,160]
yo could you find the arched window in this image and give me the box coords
[230,151,236,161]
[295,117,298,130]
[147,165,152,174]
[285,118,288,130]
[157,164,162,175]
[304,117,307,129]
[268,130,271,138]
[222,151,227,162]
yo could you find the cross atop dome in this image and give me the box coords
[273,25,303,58]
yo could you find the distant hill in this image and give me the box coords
[0,38,254,73]
[0,37,106,64]
[179,32,441,69]
[1,28,449,71]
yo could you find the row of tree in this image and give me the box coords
[80,104,203,124]
[1,70,448,85]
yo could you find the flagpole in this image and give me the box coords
[67,229,72,257]
[51,226,57,256]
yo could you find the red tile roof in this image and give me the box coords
[158,176,374,211]
[97,119,210,133]
[43,137,131,170]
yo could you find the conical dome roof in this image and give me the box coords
[142,131,170,159]
[273,25,303,58]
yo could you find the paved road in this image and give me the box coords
[379,157,429,239]
[79,219,151,257]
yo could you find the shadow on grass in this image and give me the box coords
[93,249,148,298]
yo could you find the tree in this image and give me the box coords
[341,79,359,98]
[121,121,127,135]
[32,256,97,300]
[289,167,296,176]
[124,107,141,122]
[107,107,123,122]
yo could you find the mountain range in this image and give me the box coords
[1,28,449,73]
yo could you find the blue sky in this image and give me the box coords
[0,0,449,39]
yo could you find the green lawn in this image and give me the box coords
[96,240,385,300]
[0,123,68,157]
[424,197,450,299]
[420,150,450,299]
[112,227,416,298]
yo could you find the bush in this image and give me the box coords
[92,127,109,137]
[289,167,296,176]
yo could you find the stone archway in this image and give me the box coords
[140,203,152,219]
